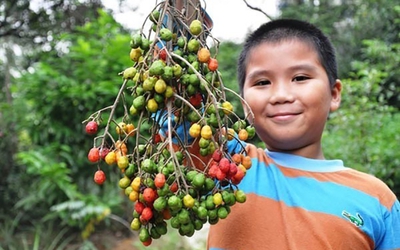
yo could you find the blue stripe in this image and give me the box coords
[267,150,346,172]
[240,158,382,214]
[238,158,387,243]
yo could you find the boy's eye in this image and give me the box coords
[292,76,310,82]
[255,80,271,86]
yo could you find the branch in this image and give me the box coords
[242,0,275,21]
[107,214,134,234]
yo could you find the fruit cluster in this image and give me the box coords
[83,1,255,246]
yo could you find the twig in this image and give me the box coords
[242,0,275,21]
[100,79,129,148]
[107,213,135,234]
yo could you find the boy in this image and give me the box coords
[206,19,400,250]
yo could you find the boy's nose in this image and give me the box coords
[269,82,295,104]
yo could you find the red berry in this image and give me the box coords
[94,170,106,185]
[169,182,178,193]
[212,149,223,162]
[229,163,238,176]
[99,147,110,160]
[189,93,203,107]
[216,168,226,181]
[143,187,157,204]
[207,163,219,178]
[232,168,245,184]
[154,173,166,188]
[140,207,153,222]
[207,58,218,71]
[154,133,162,144]
[135,201,145,214]
[159,48,167,61]
[85,121,98,135]
[88,147,100,163]
[142,238,152,246]
[218,158,230,173]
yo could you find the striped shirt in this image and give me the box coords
[207,143,400,250]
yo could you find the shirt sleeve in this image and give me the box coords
[377,199,400,250]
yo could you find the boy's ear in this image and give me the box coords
[330,79,342,112]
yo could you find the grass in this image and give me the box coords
[0,214,75,250]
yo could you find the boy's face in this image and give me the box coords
[242,40,341,158]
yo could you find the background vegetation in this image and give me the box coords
[1,0,399,249]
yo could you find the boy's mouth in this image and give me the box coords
[268,111,301,122]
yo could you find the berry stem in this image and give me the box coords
[100,79,129,148]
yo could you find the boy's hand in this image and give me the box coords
[154,110,246,155]
[152,110,195,145]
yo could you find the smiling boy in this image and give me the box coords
[207,19,400,250]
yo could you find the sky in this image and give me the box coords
[102,0,279,43]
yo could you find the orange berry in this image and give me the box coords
[126,123,136,137]
[231,153,242,164]
[238,129,249,141]
[197,47,211,63]
[241,155,252,170]
[115,149,125,162]
[115,140,128,154]
[208,58,218,71]
[154,173,166,188]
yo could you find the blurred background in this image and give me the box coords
[1,0,399,249]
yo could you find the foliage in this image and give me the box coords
[278,0,400,97]
[0,98,19,215]
[323,41,400,197]
[17,8,131,181]
[0,0,103,44]
[214,41,243,117]
[355,38,400,108]
[1,0,399,248]
[14,146,78,211]
[3,9,133,238]
[0,216,75,250]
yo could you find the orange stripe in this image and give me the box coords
[244,144,397,211]
[207,193,374,250]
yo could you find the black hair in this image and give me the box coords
[237,19,338,95]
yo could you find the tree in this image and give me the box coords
[0,0,108,217]
[278,0,400,89]
[5,9,132,225]
[0,0,103,41]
